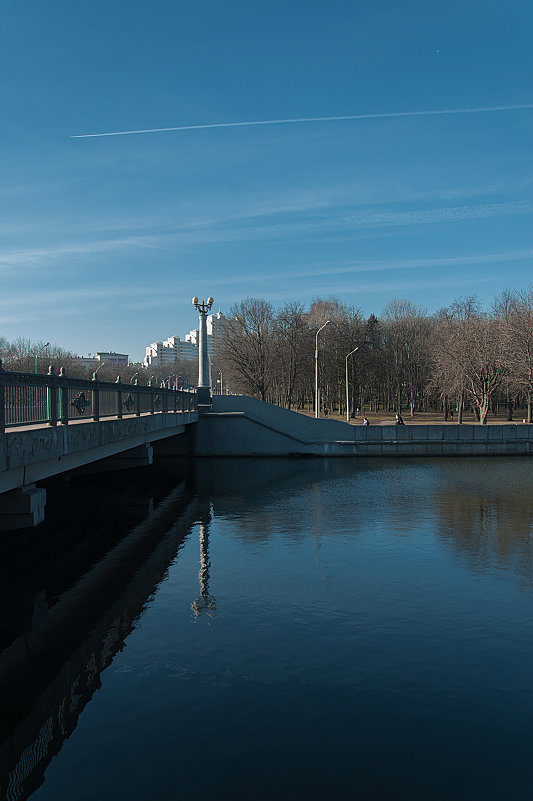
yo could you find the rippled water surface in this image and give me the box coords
[2,457,533,800]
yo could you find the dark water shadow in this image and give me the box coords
[0,462,201,801]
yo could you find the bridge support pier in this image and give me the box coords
[100,443,154,470]
[0,485,46,531]
[73,443,154,475]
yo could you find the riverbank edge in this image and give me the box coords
[195,396,533,457]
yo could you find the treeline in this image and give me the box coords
[219,289,533,424]
[0,337,197,387]
[0,337,78,374]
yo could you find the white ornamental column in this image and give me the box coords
[192,296,214,406]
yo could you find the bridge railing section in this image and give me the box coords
[0,360,198,433]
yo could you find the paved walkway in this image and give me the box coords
[2,410,192,434]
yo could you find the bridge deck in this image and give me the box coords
[1,410,198,495]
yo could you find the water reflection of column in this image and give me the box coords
[191,521,217,619]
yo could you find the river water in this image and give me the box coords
[1,457,533,801]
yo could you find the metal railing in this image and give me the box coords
[0,360,198,433]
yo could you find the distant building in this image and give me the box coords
[180,340,198,361]
[206,311,227,357]
[145,336,184,368]
[71,356,99,372]
[144,312,227,369]
[95,352,129,368]
[185,311,226,357]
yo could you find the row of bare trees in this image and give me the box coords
[0,337,198,388]
[218,289,533,424]
[3,286,532,422]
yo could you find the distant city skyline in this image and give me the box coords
[1,0,532,362]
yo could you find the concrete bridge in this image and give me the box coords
[2,362,533,530]
[0,362,198,529]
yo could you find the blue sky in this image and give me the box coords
[1,0,532,361]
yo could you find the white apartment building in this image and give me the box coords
[145,312,227,370]
[145,336,182,368]
[185,311,226,356]
[207,311,226,353]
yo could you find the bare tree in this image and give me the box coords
[308,298,365,416]
[432,298,508,424]
[273,302,310,410]
[381,299,430,416]
[221,298,276,400]
[1,338,73,373]
[431,311,467,421]
[502,288,533,422]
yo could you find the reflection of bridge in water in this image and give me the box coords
[0,480,206,801]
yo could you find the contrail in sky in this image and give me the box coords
[71,103,533,138]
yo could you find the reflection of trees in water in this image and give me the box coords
[434,485,533,586]
[214,484,341,546]
[214,469,432,546]
[206,458,533,591]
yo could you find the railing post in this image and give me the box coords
[47,365,58,427]
[92,373,100,422]
[116,376,122,419]
[135,378,141,417]
[59,367,69,425]
[0,359,5,434]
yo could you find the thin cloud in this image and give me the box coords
[72,103,533,138]
[211,248,533,287]
[170,200,533,245]
[0,284,181,318]
[0,234,170,268]
[1,200,530,270]
[245,275,495,304]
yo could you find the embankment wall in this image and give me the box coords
[195,396,533,457]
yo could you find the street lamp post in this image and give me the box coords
[212,365,223,394]
[35,342,50,373]
[93,362,107,379]
[315,321,330,418]
[193,296,214,406]
[345,347,359,422]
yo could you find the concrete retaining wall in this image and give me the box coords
[195,396,533,457]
